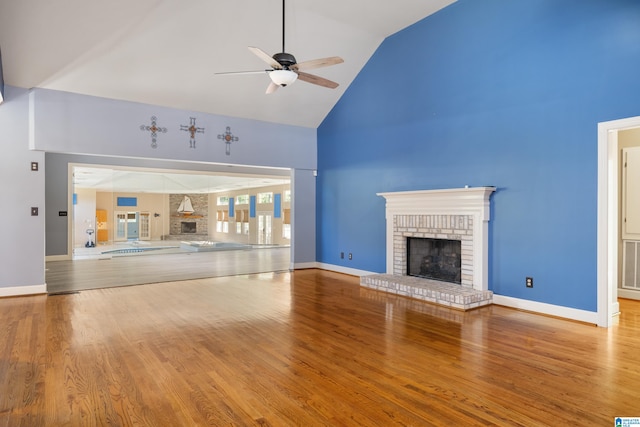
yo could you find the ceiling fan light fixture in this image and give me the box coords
[269,69,298,87]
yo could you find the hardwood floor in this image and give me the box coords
[1,269,639,425]
[46,247,290,293]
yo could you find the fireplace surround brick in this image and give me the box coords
[394,214,474,287]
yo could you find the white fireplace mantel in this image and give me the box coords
[378,187,496,219]
[378,187,496,291]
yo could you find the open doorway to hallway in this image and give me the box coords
[617,128,640,301]
[597,116,640,326]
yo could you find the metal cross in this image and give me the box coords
[180,117,205,149]
[140,116,167,149]
[217,126,239,155]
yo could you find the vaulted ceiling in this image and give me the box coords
[0,0,455,128]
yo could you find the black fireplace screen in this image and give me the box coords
[407,237,461,284]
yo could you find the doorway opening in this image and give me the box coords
[597,115,640,327]
[53,163,293,293]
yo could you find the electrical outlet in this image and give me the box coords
[348,253,353,260]
[526,277,533,288]
[340,252,344,259]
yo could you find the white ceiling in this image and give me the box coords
[0,0,455,128]
[73,166,290,194]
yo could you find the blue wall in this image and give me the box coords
[317,0,640,311]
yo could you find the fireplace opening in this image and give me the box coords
[181,222,196,234]
[407,237,461,284]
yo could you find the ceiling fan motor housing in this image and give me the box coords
[273,52,297,68]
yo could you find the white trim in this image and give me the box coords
[292,261,320,270]
[0,284,47,297]
[618,288,640,300]
[311,262,375,277]
[493,294,598,325]
[597,116,640,327]
[68,163,75,257]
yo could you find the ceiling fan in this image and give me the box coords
[217,0,344,94]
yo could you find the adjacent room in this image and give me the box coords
[46,163,292,292]
[2,0,640,424]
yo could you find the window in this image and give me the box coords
[236,222,242,234]
[217,196,229,205]
[257,192,273,204]
[236,194,249,205]
[217,209,229,233]
[283,190,291,202]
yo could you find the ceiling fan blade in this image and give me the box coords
[296,71,339,89]
[266,81,280,94]
[248,47,281,69]
[215,70,271,76]
[292,56,344,71]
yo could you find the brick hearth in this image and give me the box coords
[360,274,493,311]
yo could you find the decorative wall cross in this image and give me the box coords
[140,116,168,148]
[217,126,239,155]
[180,117,205,149]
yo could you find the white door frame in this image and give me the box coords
[597,115,640,326]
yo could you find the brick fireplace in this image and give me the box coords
[361,187,496,310]
[164,194,209,240]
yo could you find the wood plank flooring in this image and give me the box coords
[1,269,640,425]
[46,247,290,293]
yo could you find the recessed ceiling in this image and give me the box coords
[0,0,455,128]
[73,167,290,194]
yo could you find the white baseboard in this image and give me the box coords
[46,254,71,262]
[492,294,598,325]
[314,262,376,277]
[291,262,319,270]
[618,288,640,300]
[0,284,47,297]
